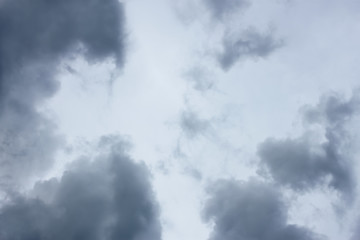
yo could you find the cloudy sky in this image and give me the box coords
[1,0,360,239]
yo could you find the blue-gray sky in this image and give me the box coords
[1,0,360,240]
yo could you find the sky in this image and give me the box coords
[0,0,360,239]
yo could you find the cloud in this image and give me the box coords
[351,219,360,240]
[0,99,63,189]
[258,92,359,200]
[0,135,162,240]
[203,179,323,240]
[0,0,125,67]
[184,66,215,92]
[0,0,126,188]
[351,224,360,240]
[174,1,283,73]
[180,110,211,139]
[218,28,283,71]
[302,92,360,127]
[204,0,250,21]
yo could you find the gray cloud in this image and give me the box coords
[258,92,359,200]
[0,0,126,188]
[218,28,283,71]
[351,219,360,240]
[184,66,215,92]
[0,101,63,189]
[302,92,360,127]
[351,224,360,240]
[204,0,250,21]
[0,135,162,240]
[203,179,323,240]
[180,110,211,139]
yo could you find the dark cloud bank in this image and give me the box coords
[0,136,162,240]
[258,92,359,201]
[0,0,162,239]
[203,179,323,240]
[0,0,126,188]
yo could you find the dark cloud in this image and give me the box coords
[180,110,211,139]
[302,92,360,127]
[203,179,323,240]
[351,220,360,240]
[0,0,125,68]
[218,28,283,71]
[0,102,63,189]
[258,92,359,200]
[0,0,126,188]
[204,0,250,21]
[351,224,360,240]
[0,135,162,240]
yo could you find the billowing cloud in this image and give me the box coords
[0,135,162,240]
[302,92,359,127]
[0,0,125,67]
[258,92,359,200]
[218,28,283,71]
[0,0,126,188]
[204,0,250,21]
[203,179,322,240]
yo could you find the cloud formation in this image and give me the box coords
[203,179,322,240]
[204,0,250,21]
[351,223,360,240]
[184,66,215,92]
[258,92,359,200]
[218,28,283,71]
[180,110,211,139]
[0,135,162,240]
[0,0,126,188]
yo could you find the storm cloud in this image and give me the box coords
[203,179,322,240]
[258,92,359,200]
[0,0,126,188]
[218,28,283,71]
[0,135,162,240]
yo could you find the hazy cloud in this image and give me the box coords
[0,135,162,240]
[218,28,283,71]
[180,110,211,139]
[351,223,360,240]
[258,92,359,200]
[204,0,250,21]
[203,179,322,240]
[351,219,360,240]
[0,0,126,188]
[184,66,215,92]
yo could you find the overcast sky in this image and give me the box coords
[1,0,360,239]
